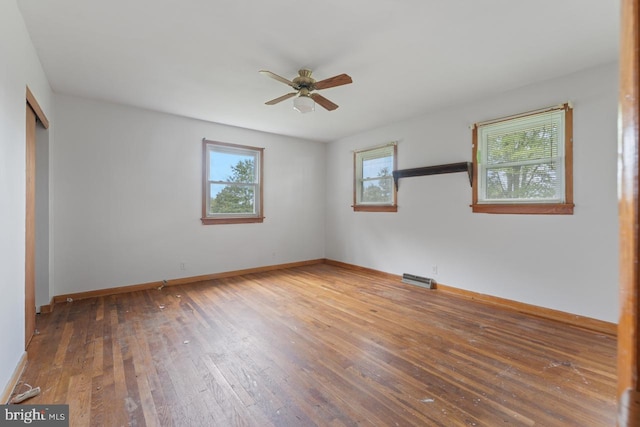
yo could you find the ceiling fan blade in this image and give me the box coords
[259,70,298,88]
[314,73,353,90]
[310,93,339,111]
[265,92,297,105]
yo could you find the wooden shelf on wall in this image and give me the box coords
[392,162,473,190]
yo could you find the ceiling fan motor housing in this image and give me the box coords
[292,69,315,90]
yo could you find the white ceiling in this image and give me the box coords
[17,0,620,143]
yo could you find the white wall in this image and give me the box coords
[326,63,619,323]
[52,95,326,295]
[0,0,53,396]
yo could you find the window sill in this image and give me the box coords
[201,217,264,225]
[353,205,398,213]
[471,203,574,215]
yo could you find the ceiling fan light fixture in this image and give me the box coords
[293,95,315,113]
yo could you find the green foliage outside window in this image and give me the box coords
[210,159,256,214]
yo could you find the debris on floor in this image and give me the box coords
[11,384,41,404]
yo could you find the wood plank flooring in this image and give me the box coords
[16,264,616,426]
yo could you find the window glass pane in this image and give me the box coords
[362,156,393,179]
[484,162,560,200]
[361,178,394,203]
[209,151,256,183]
[209,183,256,214]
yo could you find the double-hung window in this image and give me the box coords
[472,103,574,214]
[353,143,397,212]
[202,139,264,224]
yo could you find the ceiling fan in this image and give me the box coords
[259,68,353,113]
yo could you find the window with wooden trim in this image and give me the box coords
[472,104,574,214]
[353,143,397,212]
[201,139,264,224]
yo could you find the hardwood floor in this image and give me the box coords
[16,264,615,426]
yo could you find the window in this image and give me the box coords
[472,103,574,214]
[353,143,397,212]
[202,140,264,224]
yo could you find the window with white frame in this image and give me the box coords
[202,139,264,224]
[472,104,574,214]
[353,143,397,212]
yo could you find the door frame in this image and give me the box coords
[25,87,49,349]
[617,0,640,424]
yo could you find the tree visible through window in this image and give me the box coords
[361,165,394,203]
[472,104,573,214]
[210,158,255,214]
[202,140,264,224]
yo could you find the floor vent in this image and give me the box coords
[402,273,435,289]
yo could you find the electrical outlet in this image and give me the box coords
[432,265,438,275]
[179,262,186,271]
